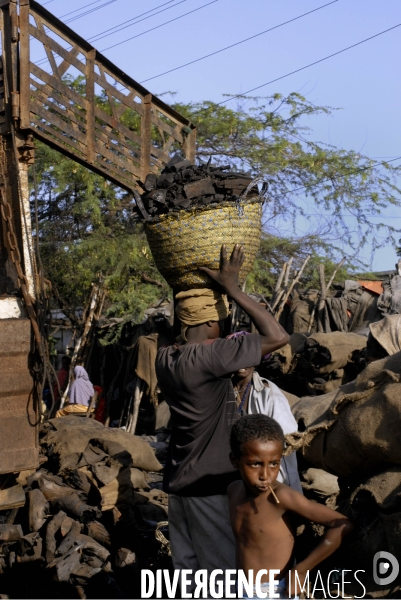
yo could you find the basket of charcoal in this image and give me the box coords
[133,155,266,291]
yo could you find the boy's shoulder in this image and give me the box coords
[273,481,303,506]
[227,479,244,499]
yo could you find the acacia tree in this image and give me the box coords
[174,93,401,256]
[31,87,401,336]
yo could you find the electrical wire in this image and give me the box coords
[32,1,401,206]
[140,0,339,83]
[89,0,187,43]
[190,22,401,117]
[65,0,117,24]
[34,0,189,67]
[101,0,219,52]
[59,0,104,20]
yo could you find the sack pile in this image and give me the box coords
[0,417,169,598]
[262,331,366,396]
[288,352,401,596]
[288,352,401,476]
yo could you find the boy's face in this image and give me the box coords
[230,439,282,496]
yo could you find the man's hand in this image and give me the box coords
[201,244,289,357]
[200,244,245,293]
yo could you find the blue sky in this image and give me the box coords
[37,0,401,270]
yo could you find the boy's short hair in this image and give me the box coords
[230,414,285,458]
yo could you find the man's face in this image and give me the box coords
[235,366,254,380]
[61,359,70,370]
[230,439,282,496]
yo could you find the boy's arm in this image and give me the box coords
[277,485,353,593]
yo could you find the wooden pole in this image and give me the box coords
[275,255,311,320]
[308,257,346,333]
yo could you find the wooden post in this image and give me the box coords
[185,126,197,163]
[275,255,311,320]
[141,94,152,181]
[316,264,327,332]
[308,257,346,332]
[271,262,288,311]
[19,0,30,129]
[85,50,96,165]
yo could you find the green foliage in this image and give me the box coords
[32,83,401,337]
[174,93,401,255]
[32,141,168,331]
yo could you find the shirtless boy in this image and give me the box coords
[228,414,353,599]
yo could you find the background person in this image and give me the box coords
[56,365,95,417]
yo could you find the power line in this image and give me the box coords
[34,0,191,67]
[101,0,219,52]
[140,0,339,83]
[89,0,187,43]
[35,0,119,67]
[65,0,117,24]
[59,0,104,20]
[190,22,401,115]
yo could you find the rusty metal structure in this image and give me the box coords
[0,0,196,474]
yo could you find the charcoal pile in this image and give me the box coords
[261,331,367,396]
[0,418,170,599]
[133,154,262,222]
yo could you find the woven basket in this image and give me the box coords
[144,200,263,290]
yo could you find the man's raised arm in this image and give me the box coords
[200,244,290,356]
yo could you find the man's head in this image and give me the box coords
[230,415,285,495]
[175,288,230,342]
[186,318,225,341]
[234,366,255,380]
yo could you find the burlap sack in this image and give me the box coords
[343,468,401,597]
[343,512,401,597]
[130,468,149,490]
[302,468,339,497]
[303,331,366,374]
[97,466,134,511]
[270,332,307,375]
[43,418,162,472]
[288,388,343,468]
[287,353,401,476]
[350,466,401,513]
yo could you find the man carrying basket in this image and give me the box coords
[156,244,289,592]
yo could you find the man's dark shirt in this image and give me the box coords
[156,334,261,496]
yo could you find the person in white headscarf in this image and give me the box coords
[55,366,95,417]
